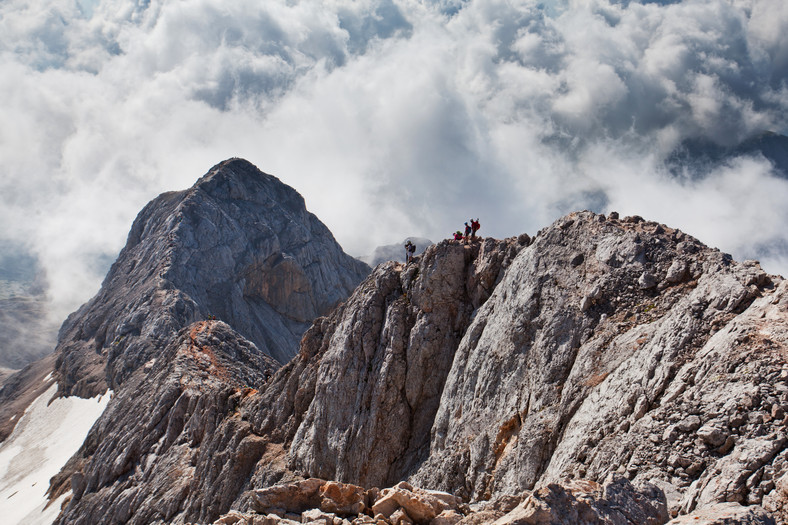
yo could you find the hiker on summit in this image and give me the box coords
[464,222,472,244]
[453,231,463,241]
[404,240,416,263]
[471,218,480,240]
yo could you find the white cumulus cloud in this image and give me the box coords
[0,0,786,327]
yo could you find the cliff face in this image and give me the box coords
[407,212,786,515]
[52,321,279,525]
[50,207,788,524]
[274,211,787,519]
[52,158,370,397]
[287,237,524,487]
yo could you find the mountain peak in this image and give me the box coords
[53,160,370,397]
[191,158,306,212]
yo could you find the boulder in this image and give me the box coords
[320,481,366,515]
[253,478,326,514]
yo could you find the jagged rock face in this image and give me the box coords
[46,210,788,525]
[286,237,524,487]
[54,321,279,525]
[408,212,787,513]
[49,238,524,524]
[53,158,370,397]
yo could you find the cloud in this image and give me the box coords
[0,0,787,329]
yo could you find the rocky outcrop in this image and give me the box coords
[46,209,788,524]
[668,502,775,524]
[214,475,667,525]
[406,213,785,513]
[53,158,370,397]
[0,352,56,442]
[273,211,786,521]
[50,236,523,524]
[53,321,279,525]
[287,237,524,487]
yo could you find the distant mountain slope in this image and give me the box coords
[53,158,370,397]
[668,131,788,179]
[0,246,58,370]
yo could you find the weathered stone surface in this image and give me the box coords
[489,475,667,524]
[54,158,369,397]
[288,237,523,487]
[763,471,788,523]
[301,507,340,524]
[430,509,463,525]
[667,502,775,524]
[320,481,366,515]
[697,420,730,448]
[371,487,440,522]
[38,207,788,524]
[53,321,279,525]
[253,478,326,514]
[665,260,688,284]
[405,211,785,519]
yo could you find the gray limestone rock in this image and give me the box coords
[402,211,786,517]
[41,208,788,525]
[53,158,369,397]
[668,502,775,524]
[53,320,279,525]
[288,237,523,487]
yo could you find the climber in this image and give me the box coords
[471,218,480,240]
[464,222,472,244]
[453,231,463,241]
[405,240,416,263]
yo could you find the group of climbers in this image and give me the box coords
[404,218,481,265]
[453,218,480,244]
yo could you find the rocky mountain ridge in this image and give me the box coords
[46,203,788,524]
[51,158,370,398]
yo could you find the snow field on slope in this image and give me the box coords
[0,383,111,525]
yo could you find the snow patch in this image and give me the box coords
[0,384,111,525]
[41,373,52,383]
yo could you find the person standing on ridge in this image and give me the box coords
[464,222,472,244]
[405,240,416,263]
[471,218,480,240]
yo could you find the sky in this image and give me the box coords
[1,0,788,325]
